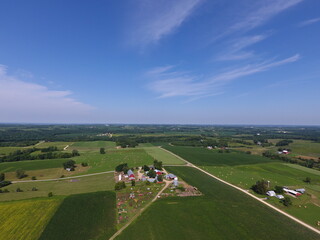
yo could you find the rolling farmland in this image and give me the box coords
[117,166,320,240]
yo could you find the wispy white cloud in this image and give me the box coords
[227,0,303,34]
[298,17,320,27]
[131,0,202,45]
[0,65,95,123]
[148,54,300,99]
[217,34,268,61]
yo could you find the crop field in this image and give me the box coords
[117,167,320,240]
[163,145,276,166]
[0,173,114,202]
[74,148,154,174]
[143,147,185,165]
[0,159,68,173]
[0,198,61,240]
[39,191,116,240]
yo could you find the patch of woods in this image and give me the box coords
[0,172,12,189]
[0,148,80,163]
[263,151,320,170]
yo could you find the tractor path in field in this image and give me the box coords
[110,180,171,240]
[11,171,114,183]
[160,147,320,235]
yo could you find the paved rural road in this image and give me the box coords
[160,147,320,235]
[11,171,114,183]
[109,180,171,240]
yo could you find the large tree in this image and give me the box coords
[100,148,106,154]
[251,180,269,195]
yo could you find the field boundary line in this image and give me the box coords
[11,171,114,183]
[109,180,170,240]
[160,147,320,235]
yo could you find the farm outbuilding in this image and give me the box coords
[165,174,176,180]
[295,188,305,194]
[266,191,276,197]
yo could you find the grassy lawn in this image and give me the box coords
[39,191,116,240]
[0,198,61,240]
[0,173,115,201]
[117,166,319,240]
[143,147,185,165]
[0,159,69,173]
[163,145,276,166]
[73,148,154,174]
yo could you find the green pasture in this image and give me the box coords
[288,140,320,158]
[0,147,24,156]
[163,145,276,166]
[117,166,319,240]
[0,159,68,173]
[73,148,153,174]
[40,191,116,240]
[143,147,185,165]
[69,141,116,151]
[201,162,320,190]
[0,173,114,202]
[36,142,73,150]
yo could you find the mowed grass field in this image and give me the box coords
[74,148,154,174]
[117,167,320,240]
[0,159,68,173]
[39,191,116,240]
[163,145,276,166]
[69,141,116,151]
[0,198,61,240]
[0,173,114,201]
[288,140,320,158]
[142,147,185,165]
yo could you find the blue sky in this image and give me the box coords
[0,0,319,125]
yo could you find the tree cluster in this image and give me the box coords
[276,140,293,147]
[115,163,129,174]
[153,160,163,170]
[63,160,76,170]
[115,181,126,190]
[251,180,269,195]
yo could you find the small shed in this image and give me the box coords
[266,191,276,197]
[276,195,284,199]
